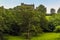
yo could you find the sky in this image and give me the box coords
[0,0,60,13]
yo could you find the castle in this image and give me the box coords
[21,3,34,10]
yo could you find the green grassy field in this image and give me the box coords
[6,33,60,40]
[6,36,25,40]
[31,33,60,40]
[46,16,52,21]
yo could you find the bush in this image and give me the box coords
[54,26,60,32]
[48,22,55,32]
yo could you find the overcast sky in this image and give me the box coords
[0,0,60,13]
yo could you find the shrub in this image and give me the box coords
[48,22,55,32]
[54,26,60,32]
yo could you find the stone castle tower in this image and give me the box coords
[21,3,34,9]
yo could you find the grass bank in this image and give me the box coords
[5,33,60,40]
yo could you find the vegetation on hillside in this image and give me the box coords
[0,3,60,40]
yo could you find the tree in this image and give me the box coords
[48,22,55,32]
[0,6,8,40]
[36,4,49,32]
[50,8,55,15]
[48,14,60,32]
[37,4,46,14]
[50,14,60,26]
[11,5,43,40]
[57,8,60,13]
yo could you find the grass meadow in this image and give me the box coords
[5,33,60,40]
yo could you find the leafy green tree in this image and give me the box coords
[50,14,60,26]
[57,8,60,13]
[50,8,55,15]
[37,4,46,14]
[48,14,60,32]
[13,5,43,39]
[0,6,8,40]
[36,4,49,32]
[4,9,20,35]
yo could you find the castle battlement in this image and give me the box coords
[21,3,34,9]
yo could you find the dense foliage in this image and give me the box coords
[0,4,60,40]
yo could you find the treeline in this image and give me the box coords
[47,8,60,15]
[0,4,60,40]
